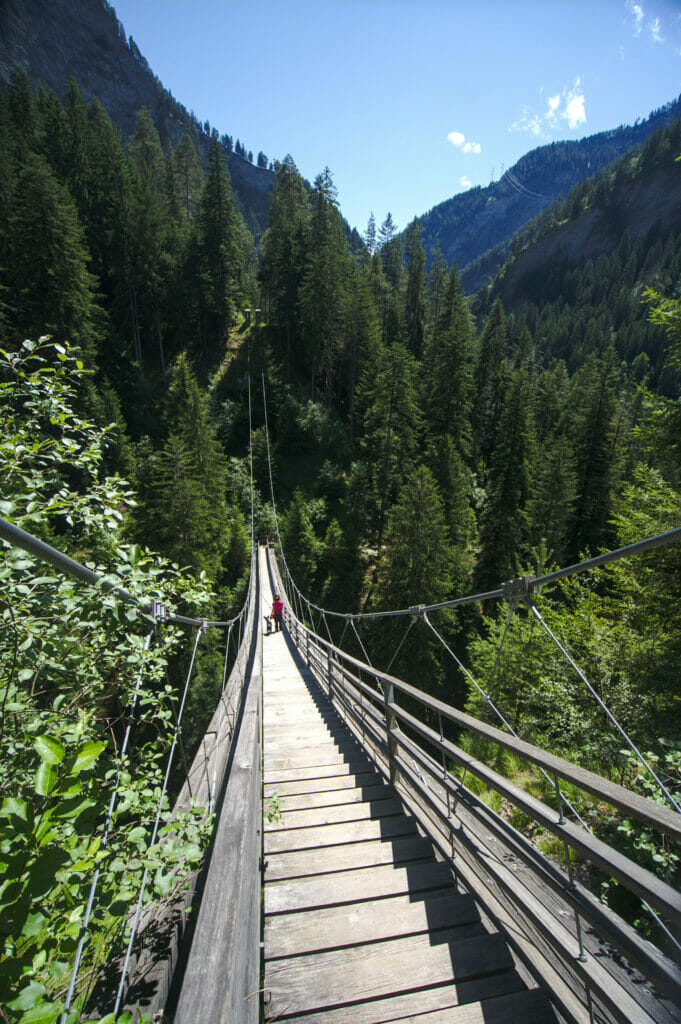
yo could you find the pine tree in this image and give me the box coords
[298,167,350,402]
[475,365,534,589]
[259,155,309,377]
[372,464,453,690]
[8,153,100,358]
[474,298,507,460]
[424,265,475,463]
[404,218,426,359]
[196,137,243,353]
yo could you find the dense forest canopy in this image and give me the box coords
[1,68,681,1021]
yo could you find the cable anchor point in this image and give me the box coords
[409,604,425,621]
[152,600,170,623]
[502,576,536,610]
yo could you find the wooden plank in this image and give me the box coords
[265,931,513,1020]
[276,784,391,811]
[264,971,526,1024]
[264,834,434,880]
[174,691,261,1024]
[265,858,455,914]
[264,814,417,854]
[265,889,480,958]
[264,760,376,783]
[264,797,403,831]
[382,988,556,1023]
[264,770,383,797]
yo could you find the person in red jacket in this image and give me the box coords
[271,593,284,632]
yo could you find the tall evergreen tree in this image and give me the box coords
[196,137,243,353]
[474,298,507,461]
[259,155,309,377]
[403,218,426,359]
[475,365,534,589]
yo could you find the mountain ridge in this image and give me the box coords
[0,0,274,236]
[417,96,681,288]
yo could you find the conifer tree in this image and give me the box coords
[8,153,100,358]
[372,464,453,689]
[196,137,243,353]
[404,218,426,359]
[474,298,507,460]
[298,167,349,401]
[475,365,534,589]
[259,155,309,377]
[424,265,475,463]
[356,339,422,541]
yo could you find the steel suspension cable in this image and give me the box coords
[530,604,681,815]
[60,628,155,1023]
[113,623,203,1018]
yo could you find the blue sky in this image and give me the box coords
[110,0,681,233]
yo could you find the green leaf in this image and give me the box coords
[20,1000,64,1023]
[35,762,58,796]
[72,740,106,773]
[34,736,65,766]
[1,797,29,823]
[22,911,47,938]
[8,980,45,1011]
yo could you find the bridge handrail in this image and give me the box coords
[0,514,236,628]
[287,614,681,842]
[265,539,681,1017]
[284,609,681,1017]
[280,525,681,620]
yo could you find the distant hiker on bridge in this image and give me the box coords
[271,593,284,631]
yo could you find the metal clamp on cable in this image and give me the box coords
[152,600,170,623]
[409,604,425,621]
[502,576,535,609]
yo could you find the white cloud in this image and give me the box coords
[460,176,472,189]
[447,130,466,147]
[510,78,586,137]
[565,89,587,129]
[650,16,663,42]
[628,1,644,36]
[463,141,482,154]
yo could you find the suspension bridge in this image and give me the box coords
[2,508,681,1024]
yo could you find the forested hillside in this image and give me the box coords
[0,0,275,236]
[416,95,681,290]
[1,66,681,1021]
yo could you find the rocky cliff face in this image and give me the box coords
[489,160,681,310]
[0,0,274,235]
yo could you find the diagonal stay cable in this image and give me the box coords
[113,623,203,1018]
[422,611,591,831]
[384,616,415,675]
[60,628,155,1023]
[530,603,681,815]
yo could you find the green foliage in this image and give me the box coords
[0,341,215,1021]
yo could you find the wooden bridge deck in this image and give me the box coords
[261,583,556,1021]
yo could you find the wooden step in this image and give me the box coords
[264,930,514,1020]
[264,834,434,880]
[264,760,376,783]
[264,771,385,798]
[276,783,391,811]
[264,814,417,854]
[265,859,455,914]
[266,889,479,959]
[386,987,557,1023]
[264,796,404,831]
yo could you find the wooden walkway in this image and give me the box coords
[261,572,556,1022]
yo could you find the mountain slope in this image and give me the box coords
[417,97,681,289]
[0,0,274,236]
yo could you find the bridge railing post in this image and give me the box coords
[327,645,334,702]
[381,678,398,786]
